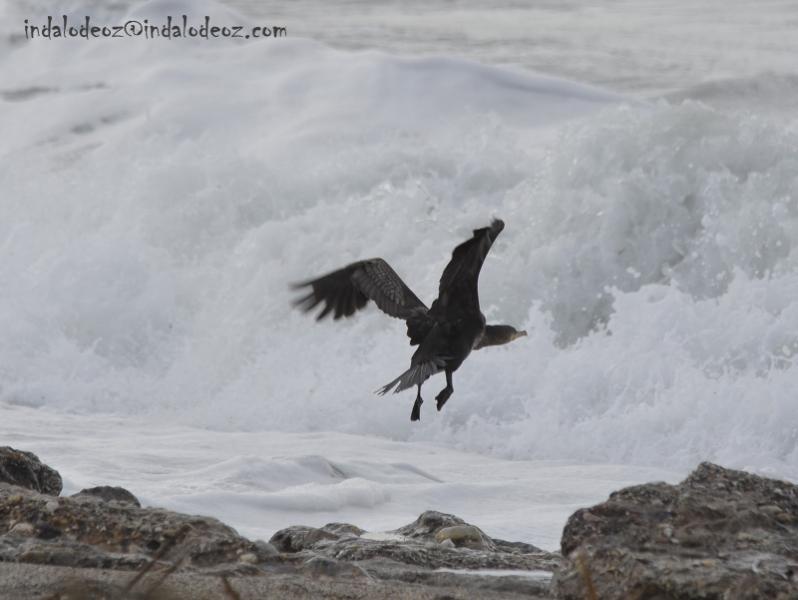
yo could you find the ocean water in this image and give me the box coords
[1,0,797,549]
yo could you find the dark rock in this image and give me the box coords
[299,555,370,579]
[0,483,276,571]
[254,539,279,556]
[493,538,545,554]
[269,524,338,552]
[320,522,365,537]
[0,449,556,598]
[394,510,468,540]
[394,511,497,551]
[269,511,561,597]
[552,462,798,599]
[71,485,141,507]
[0,447,62,495]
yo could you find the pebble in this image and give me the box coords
[435,525,486,548]
[9,522,35,536]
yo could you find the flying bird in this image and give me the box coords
[292,219,526,421]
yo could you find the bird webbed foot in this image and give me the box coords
[435,386,453,411]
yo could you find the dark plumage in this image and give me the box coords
[292,219,526,421]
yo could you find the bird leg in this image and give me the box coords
[410,384,423,422]
[436,369,453,411]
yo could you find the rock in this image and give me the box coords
[0,483,276,571]
[299,555,369,579]
[269,511,561,597]
[254,539,279,556]
[552,462,798,599]
[0,449,558,598]
[0,559,552,600]
[269,525,338,553]
[492,539,545,554]
[5,451,796,600]
[320,522,365,537]
[0,487,556,598]
[395,511,498,551]
[0,447,62,495]
[71,485,141,507]
[394,510,469,540]
[435,525,490,550]
[9,522,35,536]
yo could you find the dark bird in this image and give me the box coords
[292,219,526,421]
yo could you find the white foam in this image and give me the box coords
[0,403,681,550]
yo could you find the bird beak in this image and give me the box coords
[513,330,527,340]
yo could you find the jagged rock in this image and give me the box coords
[269,524,338,552]
[71,486,141,507]
[395,511,497,552]
[552,462,798,599]
[319,522,365,537]
[0,449,557,598]
[4,450,796,600]
[394,511,473,540]
[0,447,62,495]
[0,483,276,571]
[269,510,561,598]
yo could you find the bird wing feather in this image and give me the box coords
[292,258,428,321]
[432,219,504,314]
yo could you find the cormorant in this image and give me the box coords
[292,219,526,421]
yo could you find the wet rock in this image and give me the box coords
[299,555,370,579]
[320,522,365,537]
[269,510,561,596]
[492,539,545,554]
[394,510,470,540]
[269,524,338,553]
[0,447,62,495]
[71,485,141,507]
[552,462,798,599]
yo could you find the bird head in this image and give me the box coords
[475,324,527,349]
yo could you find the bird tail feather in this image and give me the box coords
[376,360,444,395]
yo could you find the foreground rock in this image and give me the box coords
[71,485,142,507]
[4,450,796,599]
[0,483,277,572]
[0,477,559,599]
[553,462,798,599]
[0,447,62,495]
[270,511,560,597]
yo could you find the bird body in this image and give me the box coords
[293,219,526,421]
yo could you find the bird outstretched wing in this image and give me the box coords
[432,219,504,314]
[292,258,428,321]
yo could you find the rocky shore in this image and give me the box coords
[0,446,796,599]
